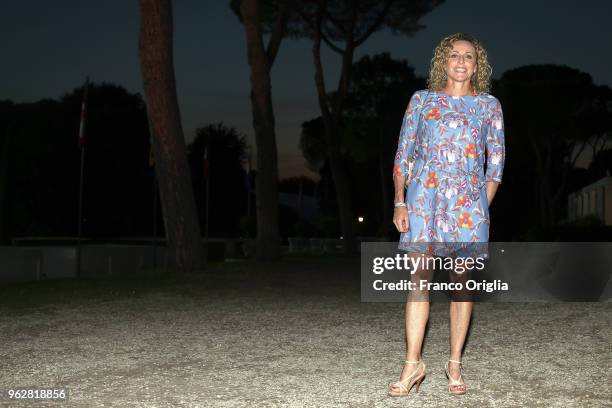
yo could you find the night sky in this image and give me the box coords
[2,0,611,179]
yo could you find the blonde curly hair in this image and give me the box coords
[427,32,492,94]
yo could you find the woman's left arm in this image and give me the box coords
[484,96,505,205]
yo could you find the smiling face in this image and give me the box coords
[445,40,477,85]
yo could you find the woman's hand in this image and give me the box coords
[393,207,410,232]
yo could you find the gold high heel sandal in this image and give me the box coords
[445,359,466,395]
[388,360,426,397]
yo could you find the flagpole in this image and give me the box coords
[76,76,89,279]
[201,145,210,264]
[247,148,252,217]
[204,146,209,240]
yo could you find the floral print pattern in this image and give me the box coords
[393,89,505,255]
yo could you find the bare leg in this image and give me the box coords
[389,254,432,393]
[448,268,472,392]
[405,277,431,362]
[449,301,472,368]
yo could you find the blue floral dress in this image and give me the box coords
[393,89,505,255]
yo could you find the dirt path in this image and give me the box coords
[0,258,609,407]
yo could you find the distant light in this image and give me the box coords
[358,216,364,223]
[339,236,343,239]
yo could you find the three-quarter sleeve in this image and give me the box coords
[393,90,423,178]
[484,96,505,183]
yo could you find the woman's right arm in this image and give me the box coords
[392,91,422,233]
[393,173,409,232]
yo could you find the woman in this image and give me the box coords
[388,32,505,396]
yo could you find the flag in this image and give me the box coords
[78,77,89,146]
[203,146,209,178]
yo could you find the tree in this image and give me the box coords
[63,83,154,238]
[495,65,612,228]
[344,53,425,236]
[299,116,339,217]
[299,54,425,238]
[291,0,443,252]
[0,84,158,242]
[231,0,295,260]
[232,1,442,252]
[299,116,327,173]
[187,123,249,238]
[1,98,77,239]
[139,0,205,271]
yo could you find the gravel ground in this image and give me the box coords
[0,256,610,407]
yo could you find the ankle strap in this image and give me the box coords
[448,359,462,365]
[404,360,421,364]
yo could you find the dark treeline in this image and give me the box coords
[493,65,612,238]
[0,58,610,243]
[300,56,612,241]
[0,84,153,243]
[0,83,249,244]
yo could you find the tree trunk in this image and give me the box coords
[378,132,392,238]
[139,0,205,272]
[240,0,281,260]
[327,141,356,252]
[538,176,550,228]
[0,130,10,244]
[312,6,356,254]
